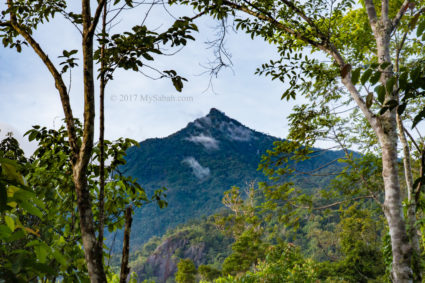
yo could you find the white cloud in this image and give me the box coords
[182,157,210,179]
[186,134,219,150]
[220,121,253,141]
[0,2,304,147]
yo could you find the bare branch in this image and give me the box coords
[60,11,83,35]
[6,0,79,162]
[221,0,323,48]
[294,158,342,176]
[403,126,421,152]
[289,195,375,210]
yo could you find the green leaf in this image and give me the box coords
[386,77,396,94]
[417,20,425,37]
[397,104,407,115]
[361,69,372,85]
[412,108,425,129]
[4,215,15,232]
[409,13,420,29]
[14,189,46,210]
[53,249,68,268]
[375,85,386,104]
[0,224,12,239]
[380,62,391,70]
[19,200,43,218]
[399,72,408,90]
[0,159,24,185]
[34,243,49,263]
[370,71,381,85]
[351,68,361,85]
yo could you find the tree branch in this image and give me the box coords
[403,126,421,152]
[324,44,377,128]
[289,195,375,210]
[221,0,323,48]
[87,0,107,39]
[392,0,410,31]
[381,0,389,22]
[364,0,378,33]
[0,21,11,27]
[6,0,79,163]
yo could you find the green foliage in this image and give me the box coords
[315,206,386,282]
[0,132,26,163]
[94,16,198,91]
[175,258,197,283]
[238,243,318,283]
[132,216,233,282]
[119,109,279,246]
[0,135,78,282]
[120,109,350,248]
[0,0,66,52]
[0,122,167,281]
[198,264,221,281]
[222,228,266,276]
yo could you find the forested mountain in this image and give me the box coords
[117,108,346,249]
[2,0,425,281]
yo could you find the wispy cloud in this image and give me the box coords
[186,134,219,150]
[182,157,210,179]
[0,3,300,150]
[220,121,253,141]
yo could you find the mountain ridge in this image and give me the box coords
[113,108,344,249]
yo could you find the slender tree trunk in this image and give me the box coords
[78,0,107,281]
[378,116,413,282]
[396,114,422,281]
[7,0,107,281]
[375,18,413,281]
[98,0,107,261]
[120,206,133,283]
[74,170,106,282]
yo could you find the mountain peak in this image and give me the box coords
[207,108,226,118]
[179,108,257,146]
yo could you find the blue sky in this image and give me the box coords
[0,2,304,154]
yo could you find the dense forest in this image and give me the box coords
[1,0,425,282]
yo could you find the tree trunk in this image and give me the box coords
[378,115,413,282]
[374,18,413,281]
[7,0,107,281]
[396,114,422,281]
[78,0,107,281]
[120,206,133,283]
[98,0,107,261]
[74,169,106,282]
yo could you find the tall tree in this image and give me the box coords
[0,1,197,281]
[173,0,425,281]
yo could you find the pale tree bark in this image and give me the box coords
[396,115,422,282]
[215,0,416,281]
[342,0,414,279]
